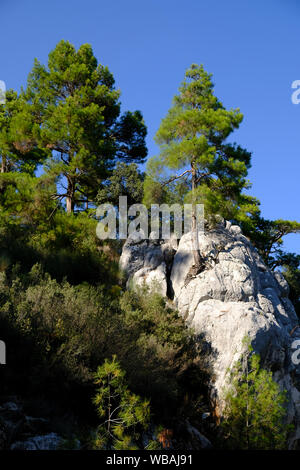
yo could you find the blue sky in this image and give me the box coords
[1,0,299,253]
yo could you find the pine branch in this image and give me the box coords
[161,169,192,186]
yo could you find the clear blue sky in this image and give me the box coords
[1,0,299,253]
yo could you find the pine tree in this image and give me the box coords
[96,161,144,207]
[144,64,258,266]
[0,90,46,174]
[241,215,300,268]
[222,338,292,449]
[92,356,150,450]
[22,40,147,213]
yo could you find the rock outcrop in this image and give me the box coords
[120,221,300,448]
[119,231,177,297]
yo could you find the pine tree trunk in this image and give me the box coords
[66,197,74,213]
[1,155,7,173]
[191,162,201,267]
[66,176,75,213]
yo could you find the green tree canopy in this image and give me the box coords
[241,215,300,268]
[92,355,150,450]
[21,40,147,213]
[144,64,259,264]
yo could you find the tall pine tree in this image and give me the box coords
[144,64,259,265]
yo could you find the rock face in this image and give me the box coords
[120,221,300,448]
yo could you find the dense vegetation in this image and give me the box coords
[0,264,210,443]
[0,41,299,449]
